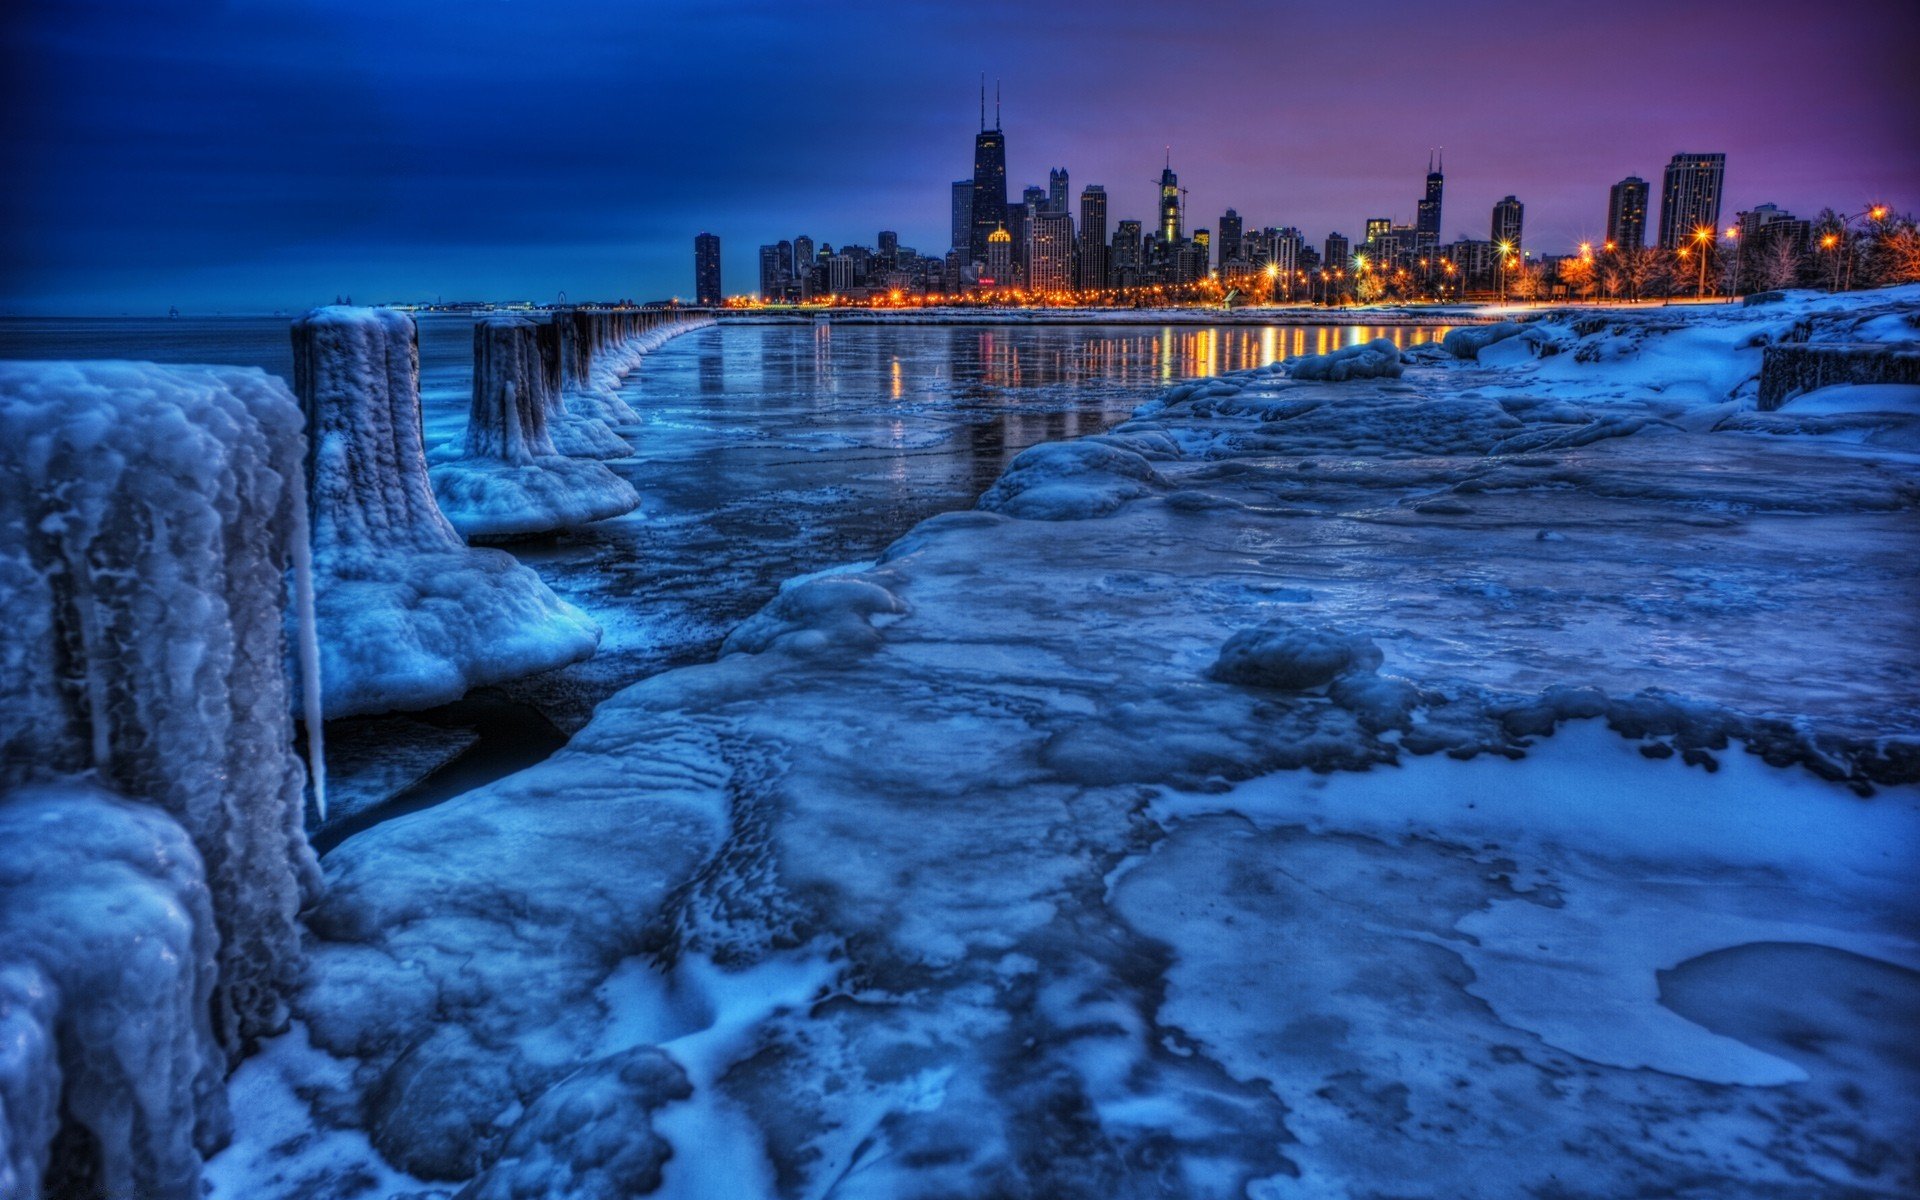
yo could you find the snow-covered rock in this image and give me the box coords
[0,359,319,1053]
[0,784,227,1200]
[1286,335,1405,380]
[1442,320,1526,359]
[291,307,600,715]
[977,439,1166,519]
[429,316,639,540]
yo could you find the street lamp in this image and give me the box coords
[1724,226,1741,300]
[1691,226,1714,298]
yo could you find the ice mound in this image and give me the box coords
[721,571,908,658]
[465,1048,691,1200]
[293,307,600,716]
[1442,320,1526,359]
[0,359,318,1051]
[430,316,639,540]
[977,438,1167,519]
[1210,622,1384,690]
[0,784,228,1200]
[1286,336,1405,381]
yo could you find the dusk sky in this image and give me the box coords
[4,0,1916,314]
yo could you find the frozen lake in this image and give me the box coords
[0,314,1455,817]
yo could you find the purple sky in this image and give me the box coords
[3,0,1915,312]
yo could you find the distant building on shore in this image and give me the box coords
[1491,195,1524,253]
[1658,153,1726,249]
[1078,186,1109,290]
[694,233,722,305]
[1607,176,1650,253]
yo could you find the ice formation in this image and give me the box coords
[429,316,639,540]
[1286,334,1405,380]
[554,308,714,424]
[228,287,1919,1197]
[532,319,634,460]
[292,306,601,716]
[0,784,227,1200]
[0,360,331,1197]
[0,360,319,1051]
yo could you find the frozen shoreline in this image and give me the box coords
[221,287,1920,1198]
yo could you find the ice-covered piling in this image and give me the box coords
[0,361,322,1197]
[551,307,714,424]
[429,316,640,540]
[1756,341,1920,410]
[292,307,600,716]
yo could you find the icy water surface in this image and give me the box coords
[0,314,1453,816]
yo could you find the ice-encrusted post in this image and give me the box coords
[292,306,601,716]
[533,317,632,460]
[1,360,323,1197]
[429,317,640,540]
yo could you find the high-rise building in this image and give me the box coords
[1737,203,1812,254]
[1364,217,1392,248]
[1325,232,1351,270]
[878,230,899,268]
[1048,168,1069,213]
[1607,176,1650,252]
[1217,209,1244,268]
[694,232,722,306]
[1112,219,1144,289]
[1417,152,1444,242]
[826,253,854,294]
[969,82,1009,266]
[1658,153,1725,249]
[1030,209,1075,293]
[1491,196,1524,253]
[1078,185,1109,291]
[757,242,793,301]
[792,235,815,298]
[1159,157,1183,243]
[985,224,1013,286]
[951,180,974,253]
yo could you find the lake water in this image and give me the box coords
[1,315,1452,816]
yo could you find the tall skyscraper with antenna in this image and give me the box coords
[968,79,1008,267]
[1158,152,1182,244]
[1416,150,1444,250]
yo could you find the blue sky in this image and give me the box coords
[4,0,1915,313]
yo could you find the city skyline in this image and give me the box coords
[4,0,1916,312]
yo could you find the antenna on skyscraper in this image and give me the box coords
[980,74,986,131]
[995,79,1001,130]
[1428,148,1435,174]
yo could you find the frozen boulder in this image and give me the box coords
[430,316,640,540]
[0,783,228,1200]
[978,439,1166,520]
[0,359,319,1052]
[293,307,601,715]
[1443,321,1526,360]
[462,1048,691,1200]
[1210,622,1384,690]
[1287,337,1405,381]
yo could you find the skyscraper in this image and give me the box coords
[1159,156,1183,243]
[1048,168,1069,213]
[1325,232,1350,270]
[1030,209,1075,293]
[1416,152,1444,251]
[1607,176,1650,252]
[793,235,815,298]
[1112,219,1144,290]
[757,242,792,301]
[985,224,1013,286]
[951,180,973,253]
[1491,196,1524,253]
[1658,153,1725,249]
[969,81,1009,265]
[878,230,899,269]
[694,232,721,305]
[1217,209,1244,268]
[1078,185,1109,291]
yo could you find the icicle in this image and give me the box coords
[289,479,327,822]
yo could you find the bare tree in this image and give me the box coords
[1620,246,1665,301]
[1755,237,1803,290]
[1509,263,1546,301]
[1869,218,1920,285]
[1558,256,1597,302]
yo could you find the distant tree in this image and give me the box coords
[1866,215,1920,285]
[1509,263,1545,301]
[1600,265,1626,301]
[1558,256,1597,302]
[1354,273,1386,304]
[1754,237,1804,290]
[1619,246,1666,301]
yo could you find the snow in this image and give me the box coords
[129,285,1920,1195]
[0,783,227,1200]
[429,315,640,540]
[0,359,318,1055]
[292,307,601,715]
[1285,335,1404,380]
[1782,381,1920,415]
